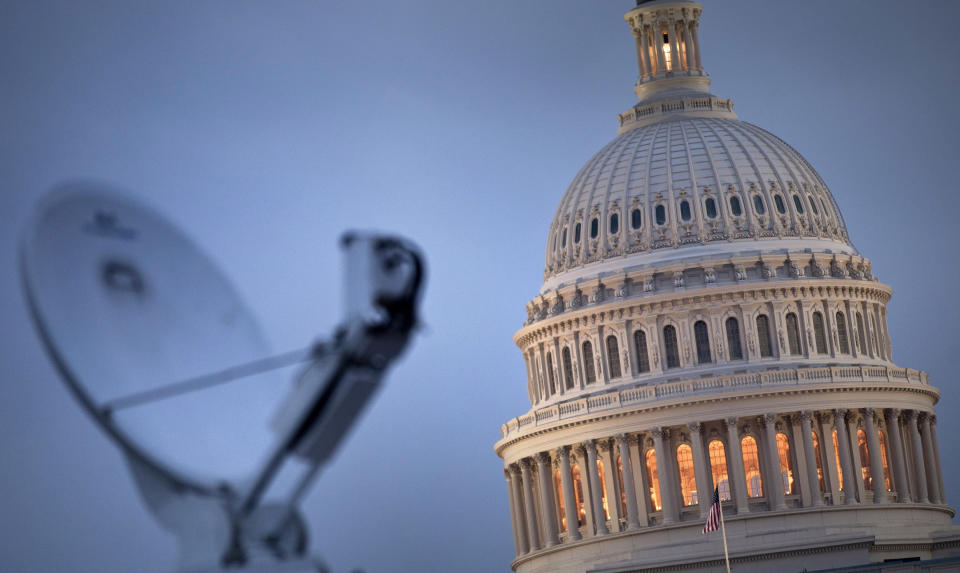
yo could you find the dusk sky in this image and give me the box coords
[1,1,959,572]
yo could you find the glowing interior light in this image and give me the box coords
[662,32,672,70]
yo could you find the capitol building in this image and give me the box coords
[493,1,960,571]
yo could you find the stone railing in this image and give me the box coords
[499,365,929,440]
[617,96,736,133]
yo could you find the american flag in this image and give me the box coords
[702,486,722,534]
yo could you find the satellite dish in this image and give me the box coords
[21,181,425,572]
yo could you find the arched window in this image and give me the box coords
[694,320,711,364]
[677,444,697,506]
[655,205,667,226]
[808,195,819,215]
[813,312,828,355]
[756,314,773,358]
[776,432,794,495]
[741,436,763,497]
[555,470,567,532]
[774,194,787,214]
[811,431,826,493]
[562,347,575,390]
[792,194,805,214]
[582,341,596,384]
[616,456,627,517]
[832,428,844,491]
[645,449,662,511]
[878,430,892,491]
[663,325,680,369]
[726,317,743,360]
[753,195,766,215]
[820,197,830,218]
[709,440,731,501]
[561,228,567,248]
[634,330,651,373]
[679,200,692,221]
[856,312,867,354]
[572,465,586,525]
[730,195,743,217]
[609,213,619,235]
[596,458,610,520]
[631,208,642,230]
[705,197,718,219]
[574,222,582,243]
[786,312,802,355]
[546,352,556,395]
[590,217,599,239]
[836,311,850,354]
[606,335,622,379]
[857,429,872,490]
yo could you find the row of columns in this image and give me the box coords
[504,408,945,558]
[630,17,702,80]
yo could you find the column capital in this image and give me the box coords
[651,426,665,439]
[725,416,739,428]
[614,433,629,446]
[581,439,598,456]
[555,444,571,460]
[763,412,777,425]
[833,408,848,424]
[886,407,901,419]
[597,439,612,454]
[918,410,930,423]
[931,414,937,426]
[905,409,919,422]
[504,468,511,481]
[687,421,703,433]
[863,407,876,417]
[800,410,814,423]
[520,457,535,471]
[535,451,552,466]
[509,462,522,476]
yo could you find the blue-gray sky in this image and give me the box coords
[1,1,958,572]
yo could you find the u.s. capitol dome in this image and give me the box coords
[495,2,960,572]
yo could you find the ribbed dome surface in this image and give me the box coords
[544,116,853,285]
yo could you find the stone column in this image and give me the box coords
[615,434,642,530]
[628,434,650,526]
[725,417,749,514]
[846,413,866,501]
[583,440,609,535]
[834,409,858,504]
[520,459,541,551]
[690,21,702,69]
[883,409,910,502]
[863,409,887,503]
[668,19,681,72]
[633,29,647,78]
[688,422,712,517]
[906,410,929,503]
[652,427,678,523]
[920,414,941,504]
[556,446,581,541]
[509,464,530,554]
[931,416,945,504]
[818,413,841,504]
[763,414,788,510]
[800,411,824,506]
[536,453,560,547]
[639,26,651,78]
[651,22,664,74]
[505,469,521,555]
[683,20,695,71]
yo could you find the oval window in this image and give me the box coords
[774,195,786,214]
[631,208,642,230]
[753,195,766,215]
[680,200,691,221]
[590,217,599,239]
[730,195,743,217]
[561,228,567,247]
[655,205,666,226]
[705,198,717,219]
[792,194,804,214]
[574,222,582,243]
[609,213,619,235]
[808,195,819,215]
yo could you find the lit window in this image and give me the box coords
[617,456,627,517]
[832,428,844,491]
[776,433,794,494]
[857,429,872,490]
[741,436,763,497]
[793,194,805,214]
[878,431,891,491]
[709,440,731,501]
[694,320,711,364]
[631,208,642,229]
[680,200,692,221]
[786,313,802,355]
[562,347,575,390]
[609,213,619,235]
[582,341,596,383]
[811,431,826,492]
[590,217,599,239]
[555,470,567,532]
[730,195,743,217]
[656,205,667,226]
[606,335,622,378]
[572,465,586,525]
[596,458,610,520]
[705,197,718,219]
[634,330,651,373]
[677,444,698,506]
[753,195,766,215]
[774,195,786,214]
[645,449,662,511]
[726,317,743,360]
[662,32,672,71]
[756,314,773,358]
[813,312,828,354]
[663,325,680,368]
[836,311,850,354]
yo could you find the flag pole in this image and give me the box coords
[718,496,731,573]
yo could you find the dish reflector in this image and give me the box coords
[21,182,290,491]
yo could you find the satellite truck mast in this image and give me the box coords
[20,181,426,572]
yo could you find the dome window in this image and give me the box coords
[609,213,619,235]
[655,205,667,226]
[679,200,692,221]
[574,222,582,243]
[561,228,567,247]
[631,208,642,230]
[792,194,805,214]
[705,198,718,219]
[820,198,830,217]
[774,195,787,214]
[808,195,819,216]
[753,195,766,215]
[729,196,743,217]
[590,217,599,239]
